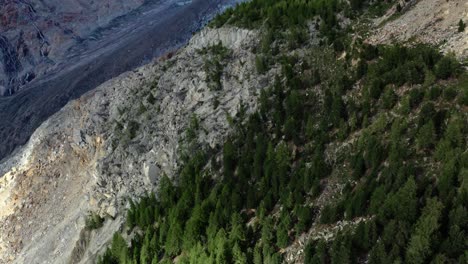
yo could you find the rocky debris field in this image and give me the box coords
[0,0,146,96]
[0,0,243,164]
[369,0,467,59]
[0,26,277,264]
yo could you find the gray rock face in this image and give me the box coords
[0,0,244,163]
[0,0,146,95]
[0,26,277,264]
[143,162,159,185]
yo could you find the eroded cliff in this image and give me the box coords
[0,26,276,264]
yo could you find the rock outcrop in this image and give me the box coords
[0,26,276,264]
[0,0,243,169]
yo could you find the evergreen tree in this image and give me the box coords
[458,19,466,32]
[369,241,388,264]
[223,139,236,178]
[215,229,230,264]
[416,120,436,149]
[435,56,459,79]
[314,240,328,264]
[253,243,263,264]
[276,221,289,248]
[165,221,183,256]
[183,205,204,250]
[406,198,444,264]
[110,233,128,264]
[380,176,418,223]
[232,242,247,264]
[229,212,246,243]
[261,217,275,245]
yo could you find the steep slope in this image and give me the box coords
[0,0,146,95]
[94,1,468,263]
[369,0,467,59]
[0,26,275,263]
[0,0,243,163]
[1,0,467,264]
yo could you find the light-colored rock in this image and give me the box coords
[106,205,117,219]
[368,0,468,59]
[0,0,147,94]
[142,162,159,185]
[0,25,276,264]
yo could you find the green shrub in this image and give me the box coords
[442,87,458,101]
[126,121,140,139]
[435,56,460,79]
[85,212,104,230]
[426,86,442,100]
[200,43,231,91]
[255,55,268,74]
[382,87,397,109]
[409,88,424,108]
[147,93,156,104]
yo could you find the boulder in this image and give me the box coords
[143,162,158,185]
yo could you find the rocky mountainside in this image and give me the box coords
[0,0,467,264]
[368,0,467,59]
[0,25,272,263]
[0,0,145,96]
[0,0,243,166]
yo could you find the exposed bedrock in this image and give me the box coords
[0,0,243,161]
[0,25,269,264]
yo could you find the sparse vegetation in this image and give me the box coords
[199,42,231,91]
[126,120,140,140]
[85,212,105,230]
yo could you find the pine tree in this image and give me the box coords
[215,229,230,264]
[304,241,316,264]
[165,221,183,256]
[274,142,290,193]
[305,115,315,140]
[262,142,276,193]
[188,243,209,264]
[369,241,388,264]
[380,176,418,223]
[350,0,364,10]
[438,159,457,203]
[406,198,443,264]
[232,242,247,264]
[382,88,397,109]
[110,233,128,263]
[127,199,137,228]
[276,222,289,248]
[206,212,220,254]
[229,212,246,243]
[140,234,150,264]
[434,56,459,80]
[314,240,328,264]
[458,19,465,32]
[159,175,175,208]
[223,139,236,178]
[183,206,203,250]
[253,243,263,264]
[296,206,313,233]
[149,233,159,258]
[416,120,436,149]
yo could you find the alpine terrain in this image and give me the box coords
[0,0,467,264]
